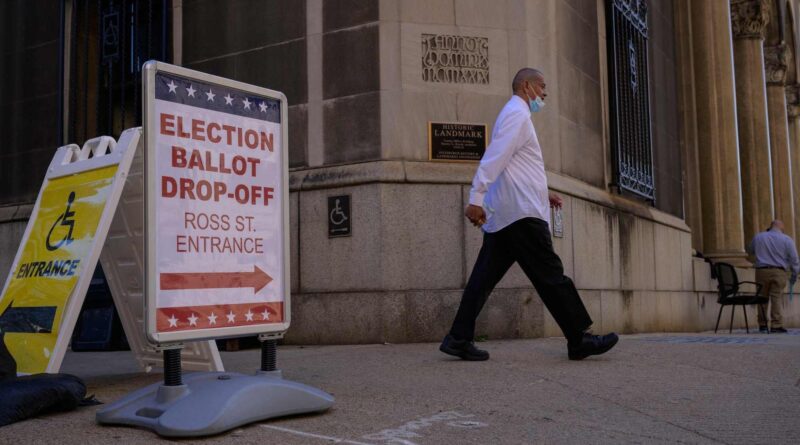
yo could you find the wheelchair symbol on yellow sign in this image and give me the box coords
[46,191,77,251]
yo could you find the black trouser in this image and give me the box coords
[449,217,593,344]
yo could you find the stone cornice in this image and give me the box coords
[288,161,691,233]
[730,0,771,40]
[787,84,800,118]
[765,44,789,85]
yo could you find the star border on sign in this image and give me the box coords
[206,89,216,102]
[208,312,218,325]
[224,94,234,106]
[243,97,252,110]
[187,313,199,326]
[167,314,178,327]
[167,80,178,94]
[261,309,270,320]
[259,102,268,113]
[186,84,197,98]
[245,310,254,321]
[227,311,236,323]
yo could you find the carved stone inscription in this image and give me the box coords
[421,34,489,85]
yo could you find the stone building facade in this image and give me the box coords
[1,0,799,344]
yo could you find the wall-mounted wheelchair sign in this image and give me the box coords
[328,195,351,238]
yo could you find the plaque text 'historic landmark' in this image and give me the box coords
[428,122,487,162]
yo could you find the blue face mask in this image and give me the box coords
[528,95,545,113]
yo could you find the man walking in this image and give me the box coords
[440,68,619,361]
[748,220,799,333]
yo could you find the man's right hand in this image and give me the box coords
[465,205,486,227]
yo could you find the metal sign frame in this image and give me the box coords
[143,61,291,344]
[0,129,139,374]
[427,121,487,163]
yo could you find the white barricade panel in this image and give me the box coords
[100,134,223,372]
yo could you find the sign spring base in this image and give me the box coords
[96,345,334,437]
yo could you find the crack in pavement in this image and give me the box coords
[526,371,731,445]
[620,348,798,389]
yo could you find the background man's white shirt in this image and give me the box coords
[469,95,550,233]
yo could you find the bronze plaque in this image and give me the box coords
[428,122,487,162]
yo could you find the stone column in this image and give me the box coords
[765,43,796,239]
[786,84,800,245]
[689,0,749,266]
[674,0,704,252]
[730,0,774,247]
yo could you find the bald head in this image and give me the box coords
[769,220,785,231]
[512,68,544,94]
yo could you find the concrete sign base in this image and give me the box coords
[95,371,334,437]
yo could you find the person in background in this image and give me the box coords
[748,220,799,333]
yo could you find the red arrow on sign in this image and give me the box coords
[160,266,273,293]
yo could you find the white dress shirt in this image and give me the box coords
[469,95,550,233]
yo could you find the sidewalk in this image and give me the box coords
[3,331,800,444]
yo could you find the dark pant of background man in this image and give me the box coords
[755,268,787,330]
[449,217,593,344]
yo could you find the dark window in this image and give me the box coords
[68,0,171,143]
[606,0,655,202]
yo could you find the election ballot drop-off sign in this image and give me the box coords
[144,62,290,343]
[95,65,330,437]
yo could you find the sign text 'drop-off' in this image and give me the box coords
[146,63,289,342]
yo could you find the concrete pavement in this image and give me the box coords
[2,330,800,444]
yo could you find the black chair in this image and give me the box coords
[712,262,769,333]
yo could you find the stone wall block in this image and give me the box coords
[299,185,383,291]
[380,184,464,289]
[654,223,684,291]
[399,0,455,25]
[693,258,717,293]
[572,200,621,289]
[323,92,382,164]
[475,288,525,340]
[517,288,546,338]
[619,214,656,291]
[680,232,694,291]
[655,291,673,331]
[381,90,458,160]
[286,292,388,344]
[542,308,562,337]
[599,290,629,334]
[404,290,462,341]
[672,291,700,332]
[455,0,508,29]
[631,291,658,333]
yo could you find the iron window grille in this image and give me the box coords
[606,0,655,202]
[65,0,171,144]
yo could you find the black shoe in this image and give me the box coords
[770,327,788,333]
[568,333,619,361]
[439,335,489,361]
[759,326,769,334]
